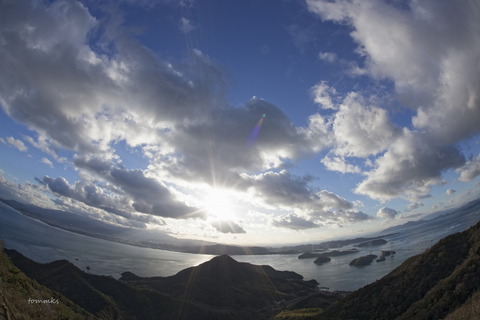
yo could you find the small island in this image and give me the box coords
[377,250,396,262]
[314,256,331,265]
[349,254,378,266]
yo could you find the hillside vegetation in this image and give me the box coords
[0,248,93,320]
[5,250,326,319]
[2,219,479,319]
[308,220,480,320]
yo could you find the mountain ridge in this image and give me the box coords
[304,219,480,320]
[4,249,327,319]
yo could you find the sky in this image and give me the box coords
[0,0,480,246]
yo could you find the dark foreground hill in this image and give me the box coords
[0,247,94,320]
[5,249,223,320]
[3,220,480,319]
[120,255,324,315]
[3,250,330,319]
[276,220,480,320]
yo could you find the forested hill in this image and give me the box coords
[3,249,331,319]
[309,220,480,320]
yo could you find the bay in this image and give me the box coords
[1,201,479,291]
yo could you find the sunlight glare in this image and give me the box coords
[202,188,236,220]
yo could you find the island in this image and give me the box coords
[349,254,378,266]
[314,256,331,265]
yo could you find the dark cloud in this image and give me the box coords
[39,176,160,225]
[356,133,465,201]
[240,171,369,224]
[243,170,315,207]
[0,0,328,196]
[73,155,202,219]
[273,214,318,230]
[0,0,338,231]
[0,0,226,157]
[211,220,246,234]
[243,170,357,215]
[160,97,318,185]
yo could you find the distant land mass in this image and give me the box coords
[2,197,480,258]
[0,197,393,255]
[2,249,334,320]
[354,239,387,247]
[2,219,480,319]
[277,219,480,320]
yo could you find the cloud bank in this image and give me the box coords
[0,0,479,237]
[307,0,480,202]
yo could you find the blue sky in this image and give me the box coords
[0,0,479,245]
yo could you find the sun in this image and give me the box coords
[202,188,236,220]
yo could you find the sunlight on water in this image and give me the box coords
[1,201,478,291]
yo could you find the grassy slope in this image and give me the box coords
[5,250,270,320]
[444,290,480,320]
[0,249,94,320]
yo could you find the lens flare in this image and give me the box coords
[246,115,266,148]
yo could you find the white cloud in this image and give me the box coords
[356,130,465,201]
[457,154,480,182]
[311,81,339,110]
[446,189,456,196]
[321,154,361,174]
[321,155,362,173]
[41,157,53,168]
[0,0,340,228]
[318,51,337,63]
[0,0,333,194]
[2,0,478,232]
[308,0,480,202]
[376,207,398,219]
[332,93,400,158]
[407,202,423,211]
[1,137,28,152]
[179,17,195,33]
[0,174,53,208]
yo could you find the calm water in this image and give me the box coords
[1,201,479,291]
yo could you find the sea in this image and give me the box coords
[1,200,479,291]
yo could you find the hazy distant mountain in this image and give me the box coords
[0,198,215,248]
[380,197,480,234]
